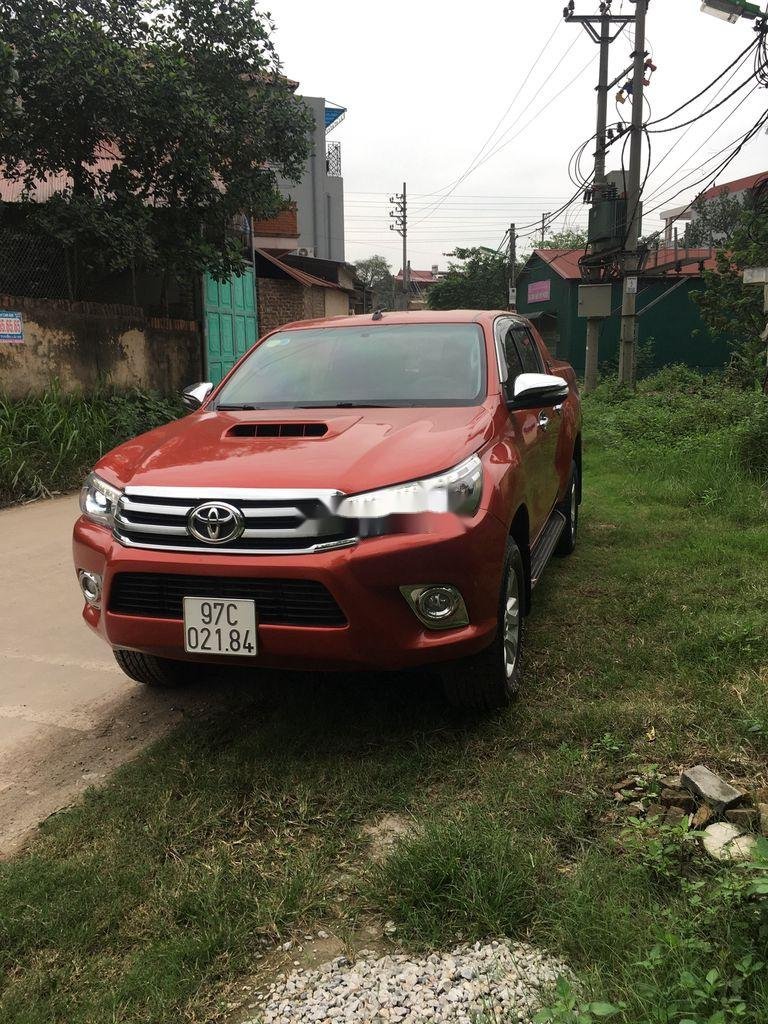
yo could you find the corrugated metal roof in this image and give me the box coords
[255,248,341,290]
[527,248,718,281]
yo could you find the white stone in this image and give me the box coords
[702,822,757,861]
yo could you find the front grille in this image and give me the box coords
[109,573,347,626]
[113,490,358,554]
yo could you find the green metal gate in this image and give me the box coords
[203,265,258,385]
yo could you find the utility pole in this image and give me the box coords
[540,212,551,248]
[508,224,517,311]
[585,12,611,393]
[389,184,408,310]
[617,0,648,386]
[565,0,639,392]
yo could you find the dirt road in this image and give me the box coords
[0,495,214,856]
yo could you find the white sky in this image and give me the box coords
[270,0,768,273]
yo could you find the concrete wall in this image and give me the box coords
[277,95,345,262]
[256,278,325,337]
[0,294,202,398]
[324,290,351,318]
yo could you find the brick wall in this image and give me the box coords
[257,278,326,336]
[0,293,202,397]
[251,205,299,239]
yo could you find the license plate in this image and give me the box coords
[183,598,257,656]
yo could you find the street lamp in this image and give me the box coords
[700,0,762,23]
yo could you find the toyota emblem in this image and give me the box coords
[187,501,244,544]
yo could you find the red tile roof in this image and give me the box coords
[394,269,441,284]
[700,171,768,202]
[529,247,719,281]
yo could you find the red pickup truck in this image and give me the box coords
[74,310,581,709]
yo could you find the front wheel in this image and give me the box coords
[114,649,195,688]
[442,539,525,710]
[554,460,579,557]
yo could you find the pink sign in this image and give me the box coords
[527,280,551,304]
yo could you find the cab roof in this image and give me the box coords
[276,309,528,332]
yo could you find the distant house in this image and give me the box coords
[659,170,767,245]
[252,92,347,262]
[393,265,446,309]
[516,248,730,375]
[0,81,353,384]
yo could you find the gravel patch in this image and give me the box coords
[247,939,570,1023]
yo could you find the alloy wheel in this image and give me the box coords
[502,569,521,679]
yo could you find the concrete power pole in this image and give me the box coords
[585,13,612,394]
[508,224,517,311]
[389,184,408,310]
[565,1,638,392]
[618,0,648,386]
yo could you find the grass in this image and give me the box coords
[0,384,183,506]
[1,372,768,1023]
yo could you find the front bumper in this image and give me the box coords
[73,507,508,671]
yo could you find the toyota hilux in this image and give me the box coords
[73,310,582,708]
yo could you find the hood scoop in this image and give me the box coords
[227,422,328,439]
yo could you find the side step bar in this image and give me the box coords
[530,509,566,587]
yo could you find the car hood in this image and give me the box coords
[96,405,497,494]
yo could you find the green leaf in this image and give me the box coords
[588,1002,621,1017]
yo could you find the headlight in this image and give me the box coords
[79,473,123,528]
[337,454,483,519]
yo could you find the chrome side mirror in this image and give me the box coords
[181,382,214,411]
[508,372,569,410]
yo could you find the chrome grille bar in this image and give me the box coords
[113,488,357,555]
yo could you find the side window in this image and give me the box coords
[501,327,524,400]
[512,326,543,375]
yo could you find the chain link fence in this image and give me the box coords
[0,228,72,300]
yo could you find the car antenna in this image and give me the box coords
[372,308,384,321]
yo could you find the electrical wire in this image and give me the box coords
[646,36,759,127]
[412,40,594,226]
[642,83,761,210]
[647,68,764,134]
[641,106,768,244]
[410,16,566,219]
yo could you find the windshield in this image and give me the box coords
[214,323,487,409]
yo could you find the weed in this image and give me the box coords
[590,732,626,757]
[0,382,183,505]
[534,978,622,1023]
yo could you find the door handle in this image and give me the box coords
[537,411,550,431]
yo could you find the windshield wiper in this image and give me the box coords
[293,401,409,409]
[215,403,269,410]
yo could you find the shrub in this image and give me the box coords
[0,384,183,506]
[737,395,768,482]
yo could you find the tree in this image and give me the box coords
[539,229,587,250]
[694,186,768,387]
[354,254,394,310]
[0,0,312,298]
[427,247,507,310]
[685,190,745,247]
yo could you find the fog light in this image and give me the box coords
[78,570,102,607]
[400,584,469,630]
[418,586,459,620]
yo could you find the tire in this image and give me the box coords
[113,648,194,688]
[554,460,579,558]
[442,538,525,710]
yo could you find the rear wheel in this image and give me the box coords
[114,649,195,688]
[554,460,579,557]
[441,539,525,710]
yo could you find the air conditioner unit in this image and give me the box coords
[295,246,315,257]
